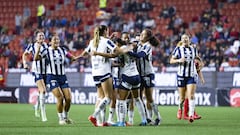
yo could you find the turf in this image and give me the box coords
[0,104,239,135]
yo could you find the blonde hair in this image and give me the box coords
[177,41,183,47]
[92,25,107,48]
[93,27,100,48]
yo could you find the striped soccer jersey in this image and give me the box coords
[172,45,198,77]
[40,46,68,75]
[24,42,48,74]
[136,41,154,76]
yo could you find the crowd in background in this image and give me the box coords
[0,0,239,73]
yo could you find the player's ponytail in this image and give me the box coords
[177,41,183,47]
[144,29,159,47]
[149,36,159,47]
[93,25,107,48]
[93,26,100,48]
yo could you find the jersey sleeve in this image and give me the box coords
[106,39,117,52]
[141,44,151,55]
[24,43,33,53]
[172,46,180,59]
[40,48,48,58]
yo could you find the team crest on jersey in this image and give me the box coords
[51,80,57,86]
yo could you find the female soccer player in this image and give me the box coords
[183,56,205,120]
[78,25,123,127]
[34,35,77,125]
[170,34,199,123]
[128,29,162,126]
[121,32,135,126]
[22,31,48,122]
[92,38,148,127]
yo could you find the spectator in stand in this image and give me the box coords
[141,0,153,12]
[15,12,23,35]
[8,51,18,68]
[75,0,85,10]
[108,11,123,31]
[0,32,11,48]
[200,8,212,26]
[229,28,239,40]
[159,4,176,19]
[99,0,107,11]
[143,16,156,29]
[122,0,131,13]
[219,57,230,71]
[135,12,145,31]
[37,4,46,29]
[23,6,31,27]
[159,4,169,19]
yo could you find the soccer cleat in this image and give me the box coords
[88,116,98,127]
[177,109,182,120]
[194,114,202,120]
[107,120,116,126]
[117,122,126,127]
[146,118,152,123]
[102,122,109,127]
[42,117,47,122]
[139,121,147,126]
[111,122,125,127]
[125,121,133,126]
[189,116,194,123]
[183,115,189,120]
[59,120,67,125]
[41,112,47,122]
[35,109,40,118]
[65,118,73,124]
[154,118,161,126]
[146,118,155,125]
[111,122,119,126]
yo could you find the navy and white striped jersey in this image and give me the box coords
[40,46,68,75]
[24,42,48,74]
[172,45,198,77]
[136,41,154,76]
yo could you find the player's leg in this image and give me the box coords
[62,87,73,124]
[35,76,47,121]
[52,87,65,125]
[186,84,196,123]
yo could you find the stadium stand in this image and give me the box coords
[0,0,239,75]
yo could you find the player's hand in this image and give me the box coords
[201,78,205,85]
[178,58,185,63]
[90,51,98,56]
[23,64,29,70]
[109,32,119,39]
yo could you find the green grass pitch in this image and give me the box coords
[0,104,239,135]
